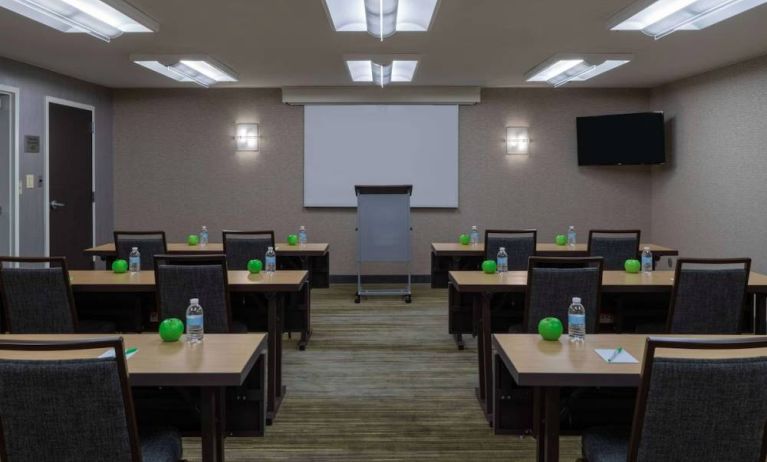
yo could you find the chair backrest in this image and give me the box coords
[114,231,167,271]
[666,258,751,334]
[0,338,141,462]
[587,229,641,270]
[523,257,603,333]
[628,337,767,462]
[154,254,232,333]
[484,229,537,271]
[0,257,78,333]
[222,230,275,270]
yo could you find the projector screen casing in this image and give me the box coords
[304,105,459,208]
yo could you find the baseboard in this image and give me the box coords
[330,274,431,284]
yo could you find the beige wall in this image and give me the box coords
[113,87,653,275]
[651,55,767,273]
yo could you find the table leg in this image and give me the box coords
[298,284,312,351]
[474,292,493,424]
[453,333,464,350]
[755,293,766,335]
[536,387,560,462]
[266,291,286,424]
[200,386,226,462]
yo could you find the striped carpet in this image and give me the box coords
[183,284,581,461]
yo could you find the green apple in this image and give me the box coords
[159,318,184,342]
[187,234,199,246]
[624,259,641,273]
[287,234,298,246]
[482,260,497,274]
[459,234,470,245]
[247,259,263,274]
[538,317,564,341]
[555,234,567,246]
[111,259,128,274]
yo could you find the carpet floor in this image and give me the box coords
[182,284,581,461]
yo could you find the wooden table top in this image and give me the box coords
[0,333,267,387]
[448,270,767,293]
[431,242,677,255]
[492,334,767,388]
[68,270,308,293]
[84,242,330,256]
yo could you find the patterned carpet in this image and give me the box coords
[183,284,581,461]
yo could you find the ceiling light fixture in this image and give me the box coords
[608,0,767,39]
[525,54,632,87]
[132,55,238,87]
[345,58,418,86]
[323,0,438,40]
[0,0,157,42]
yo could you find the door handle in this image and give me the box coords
[50,200,66,210]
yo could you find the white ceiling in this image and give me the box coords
[0,0,766,89]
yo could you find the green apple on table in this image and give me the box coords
[481,260,497,274]
[247,259,263,274]
[287,234,298,246]
[111,259,128,273]
[538,317,564,341]
[187,234,199,246]
[159,318,184,342]
[459,234,470,245]
[624,259,641,273]
[555,234,567,246]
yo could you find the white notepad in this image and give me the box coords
[98,348,138,360]
[595,348,639,364]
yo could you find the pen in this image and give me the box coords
[607,347,623,363]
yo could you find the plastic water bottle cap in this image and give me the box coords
[572,297,581,304]
[131,247,138,251]
[643,246,650,251]
[190,298,199,305]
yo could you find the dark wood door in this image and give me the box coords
[49,103,93,269]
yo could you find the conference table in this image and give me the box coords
[0,333,267,462]
[493,333,767,462]
[431,242,678,288]
[448,270,767,425]
[67,269,308,424]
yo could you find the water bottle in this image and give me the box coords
[200,225,209,246]
[641,246,653,273]
[186,298,204,344]
[298,226,308,246]
[265,246,276,273]
[496,247,508,273]
[567,225,577,247]
[470,225,480,246]
[128,247,140,273]
[568,297,586,343]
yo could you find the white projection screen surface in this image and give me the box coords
[304,105,459,208]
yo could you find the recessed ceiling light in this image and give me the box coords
[526,54,632,87]
[132,55,238,87]
[608,0,767,39]
[345,58,418,86]
[323,0,439,40]
[0,0,157,42]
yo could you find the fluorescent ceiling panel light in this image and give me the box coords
[0,0,156,42]
[133,56,238,87]
[323,0,438,39]
[525,55,632,87]
[609,0,767,39]
[345,59,418,86]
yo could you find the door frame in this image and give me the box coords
[0,84,20,257]
[44,96,96,257]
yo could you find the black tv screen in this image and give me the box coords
[577,112,666,166]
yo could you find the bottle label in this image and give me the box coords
[187,315,203,330]
[497,257,508,267]
[129,256,140,266]
[568,313,585,328]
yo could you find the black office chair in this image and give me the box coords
[153,254,246,333]
[0,337,182,462]
[0,257,115,334]
[222,230,275,270]
[587,230,641,271]
[581,337,767,462]
[114,230,168,271]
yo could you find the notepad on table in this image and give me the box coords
[595,348,638,364]
[99,347,138,360]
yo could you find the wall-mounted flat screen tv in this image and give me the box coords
[576,112,666,166]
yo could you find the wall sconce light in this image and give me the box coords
[235,123,259,151]
[506,127,529,155]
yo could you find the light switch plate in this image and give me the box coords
[25,174,35,189]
